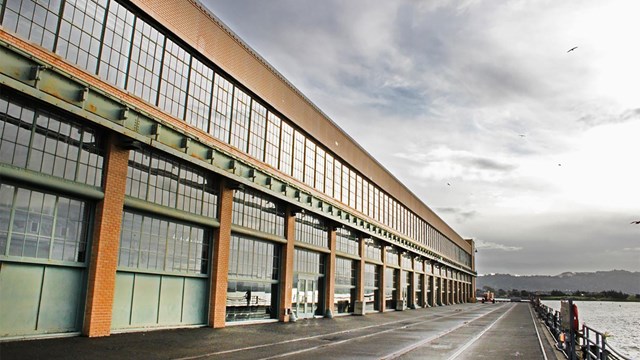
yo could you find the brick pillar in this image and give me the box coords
[472,277,476,302]
[380,246,386,312]
[324,224,336,317]
[83,133,129,337]
[409,269,416,309]
[278,206,296,322]
[209,180,233,328]
[356,235,365,302]
[420,270,427,308]
[429,275,438,306]
[447,279,455,305]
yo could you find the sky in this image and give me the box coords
[202,0,640,276]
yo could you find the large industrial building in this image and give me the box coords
[0,0,475,339]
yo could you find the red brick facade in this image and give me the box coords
[209,181,234,328]
[83,133,129,337]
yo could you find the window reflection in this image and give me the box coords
[0,95,104,186]
[119,211,209,274]
[231,188,285,237]
[0,183,88,263]
[226,234,280,322]
[295,212,328,248]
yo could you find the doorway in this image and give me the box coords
[294,277,319,319]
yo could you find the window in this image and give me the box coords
[314,147,325,193]
[0,183,89,263]
[364,263,380,312]
[336,226,358,256]
[211,73,233,143]
[303,139,315,187]
[2,0,62,51]
[385,246,399,267]
[126,148,218,218]
[0,95,104,187]
[341,165,349,205]
[292,130,304,181]
[334,257,356,313]
[294,248,323,275]
[185,57,214,132]
[279,122,293,176]
[230,88,251,152]
[119,211,209,274]
[402,253,413,269]
[295,212,328,248]
[248,102,267,161]
[384,267,398,310]
[415,258,424,272]
[227,234,280,323]
[99,1,134,88]
[264,112,281,168]
[364,238,382,261]
[333,159,341,201]
[127,18,164,104]
[228,234,279,280]
[56,0,107,74]
[232,188,285,237]
[325,153,334,198]
[158,38,190,119]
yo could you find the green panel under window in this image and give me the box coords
[158,276,184,325]
[130,274,161,326]
[0,263,43,336]
[111,272,134,328]
[0,262,83,338]
[37,266,84,333]
[182,278,207,324]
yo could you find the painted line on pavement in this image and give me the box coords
[173,306,483,360]
[381,304,510,360]
[528,303,550,360]
[445,304,516,360]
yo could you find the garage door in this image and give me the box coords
[0,184,88,338]
[111,211,210,330]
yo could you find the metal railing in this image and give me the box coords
[533,299,632,360]
[582,325,631,360]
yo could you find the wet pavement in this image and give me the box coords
[0,303,564,359]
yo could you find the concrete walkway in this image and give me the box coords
[0,303,564,359]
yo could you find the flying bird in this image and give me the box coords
[519,134,526,138]
[631,220,640,224]
[567,46,578,53]
[447,183,451,186]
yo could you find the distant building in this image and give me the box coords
[0,0,475,339]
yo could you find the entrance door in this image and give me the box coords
[295,278,318,319]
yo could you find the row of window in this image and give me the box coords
[0,95,104,187]
[0,0,471,268]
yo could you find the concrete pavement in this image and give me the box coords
[0,303,564,359]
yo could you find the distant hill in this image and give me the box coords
[477,270,640,294]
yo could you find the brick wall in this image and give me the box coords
[209,181,234,328]
[83,133,129,337]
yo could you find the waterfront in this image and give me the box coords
[542,300,640,359]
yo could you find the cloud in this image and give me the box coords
[436,207,477,222]
[394,146,517,182]
[205,0,640,275]
[475,240,522,252]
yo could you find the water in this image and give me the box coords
[542,301,640,359]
